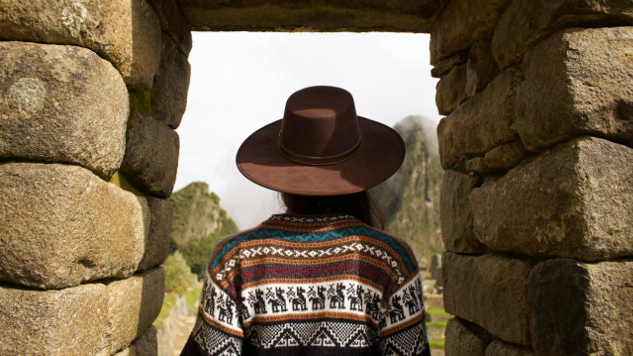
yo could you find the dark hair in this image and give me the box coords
[280,190,386,230]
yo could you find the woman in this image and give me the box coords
[182,86,430,356]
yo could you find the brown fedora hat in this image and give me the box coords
[236,86,405,196]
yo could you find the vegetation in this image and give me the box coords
[186,288,202,312]
[373,116,444,268]
[179,219,238,279]
[108,171,145,196]
[163,252,196,296]
[153,293,176,329]
[429,340,445,349]
[426,321,447,329]
[168,182,239,279]
[426,308,450,316]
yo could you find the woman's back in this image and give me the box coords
[182,213,428,356]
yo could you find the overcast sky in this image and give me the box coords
[173,32,440,230]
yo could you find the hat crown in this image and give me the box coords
[280,86,361,160]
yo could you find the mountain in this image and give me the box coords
[373,116,444,269]
[168,182,238,278]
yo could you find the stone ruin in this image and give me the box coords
[0,0,632,355]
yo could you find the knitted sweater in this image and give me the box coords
[181,214,430,356]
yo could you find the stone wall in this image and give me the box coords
[434,1,633,354]
[2,0,633,355]
[0,0,190,354]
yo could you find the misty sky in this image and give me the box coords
[173,32,440,230]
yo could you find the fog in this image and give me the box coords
[174,32,440,230]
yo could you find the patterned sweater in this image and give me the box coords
[181,214,430,356]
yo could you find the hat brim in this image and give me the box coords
[236,117,405,196]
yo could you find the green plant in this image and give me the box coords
[426,321,447,328]
[180,218,238,279]
[429,340,444,349]
[426,308,450,316]
[153,293,176,329]
[163,252,196,296]
[186,288,202,312]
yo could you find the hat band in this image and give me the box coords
[279,139,362,166]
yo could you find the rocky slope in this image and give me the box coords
[168,182,238,278]
[373,116,444,269]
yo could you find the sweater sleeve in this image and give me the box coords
[181,272,244,356]
[378,273,430,356]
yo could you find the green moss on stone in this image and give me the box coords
[108,171,146,196]
[129,89,152,115]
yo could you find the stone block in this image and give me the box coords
[424,294,444,310]
[483,141,529,171]
[528,259,633,355]
[442,252,532,345]
[0,42,128,178]
[470,136,633,261]
[0,0,161,91]
[516,27,633,152]
[486,340,536,356]
[465,39,497,98]
[440,170,485,254]
[120,112,180,198]
[146,0,192,56]
[444,317,487,356]
[437,69,519,170]
[137,197,173,271]
[114,346,137,356]
[430,0,512,64]
[133,326,158,356]
[0,283,108,356]
[431,51,468,78]
[492,0,633,69]
[151,33,191,129]
[435,64,468,115]
[465,157,490,173]
[103,267,165,355]
[178,0,447,32]
[0,162,150,289]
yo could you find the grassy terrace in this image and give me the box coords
[426,308,450,315]
[153,293,177,329]
[186,288,202,312]
[429,340,445,349]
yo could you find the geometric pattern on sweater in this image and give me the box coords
[181,214,429,356]
[244,320,378,348]
[189,316,241,356]
[379,321,429,356]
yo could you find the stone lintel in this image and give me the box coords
[177,0,449,33]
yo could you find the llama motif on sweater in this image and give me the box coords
[181,214,430,356]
